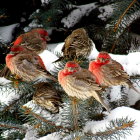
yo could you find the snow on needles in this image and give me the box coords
[61,3,98,28]
[98,5,114,21]
[84,107,140,140]
[1,39,140,139]
[0,78,20,106]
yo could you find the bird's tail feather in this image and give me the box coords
[92,91,110,112]
[0,66,11,79]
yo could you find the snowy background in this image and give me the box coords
[0,1,140,139]
[1,28,140,139]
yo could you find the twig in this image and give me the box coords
[85,121,134,137]
[22,106,73,131]
[114,0,137,32]
[0,124,26,133]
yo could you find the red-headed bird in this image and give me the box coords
[0,28,50,78]
[58,61,110,112]
[13,28,50,54]
[6,46,57,82]
[89,51,140,94]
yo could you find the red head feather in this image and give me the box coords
[97,52,111,59]
[97,51,111,64]
[34,28,48,36]
[65,61,79,68]
[31,28,50,41]
[13,36,23,46]
[10,45,25,52]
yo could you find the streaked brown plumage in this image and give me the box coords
[63,28,93,58]
[96,51,123,70]
[55,28,93,62]
[6,47,57,82]
[14,33,47,54]
[89,51,140,94]
[13,28,50,54]
[33,82,62,113]
[0,28,50,79]
[58,61,110,112]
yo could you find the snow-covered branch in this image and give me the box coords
[61,3,98,28]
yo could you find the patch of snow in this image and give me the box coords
[0,23,20,43]
[0,84,20,106]
[23,125,38,140]
[53,42,64,56]
[110,86,122,102]
[84,107,140,140]
[88,41,98,60]
[0,77,12,85]
[128,88,140,106]
[1,129,19,139]
[98,5,114,21]
[38,132,62,140]
[41,0,50,5]
[61,3,98,28]
[39,50,59,72]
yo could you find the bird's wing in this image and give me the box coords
[62,35,74,53]
[110,59,124,70]
[13,53,45,75]
[100,63,129,84]
[66,69,102,91]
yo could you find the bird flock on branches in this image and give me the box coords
[1,27,140,113]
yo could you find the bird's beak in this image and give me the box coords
[9,51,15,54]
[101,58,105,63]
[68,67,74,72]
[46,36,51,41]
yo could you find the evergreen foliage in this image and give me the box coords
[102,0,140,54]
[0,0,140,139]
[30,0,73,28]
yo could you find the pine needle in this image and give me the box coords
[114,0,137,32]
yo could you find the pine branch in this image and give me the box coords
[0,81,35,113]
[0,124,25,133]
[22,106,72,131]
[102,0,140,53]
[85,118,134,139]
[114,0,138,32]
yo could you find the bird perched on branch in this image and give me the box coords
[5,46,57,82]
[33,82,62,113]
[58,61,110,112]
[55,28,93,62]
[0,28,50,79]
[89,51,140,94]
[13,28,50,54]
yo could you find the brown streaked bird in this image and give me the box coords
[89,51,140,94]
[33,82,62,113]
[54,28,93,62]
[13,28,50,54]
[0,28,50,79]
[58,61,110,112]
[5,46,57,82]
